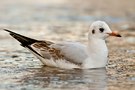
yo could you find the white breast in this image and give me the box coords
[83,39,108,69]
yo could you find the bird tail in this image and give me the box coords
[4,29,38,47]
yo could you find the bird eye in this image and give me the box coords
[99,28,104,32]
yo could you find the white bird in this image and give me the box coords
[4,21,121,69]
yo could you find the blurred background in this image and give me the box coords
[0,0,135,90]
[0,0,135,40]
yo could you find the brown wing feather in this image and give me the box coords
[31,41,81,65]
[31,41,65,60]
[4,29,81,67]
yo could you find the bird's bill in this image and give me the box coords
[107,31,121,37]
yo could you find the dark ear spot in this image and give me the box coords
[99,28,104,33]
[92,29,95,34]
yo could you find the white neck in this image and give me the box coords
[83,37,108,69]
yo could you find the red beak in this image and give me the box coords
[107,31,121,37]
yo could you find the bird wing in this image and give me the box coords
[4,29,87,65]
[50,42,88,63]
[31,41,87,65]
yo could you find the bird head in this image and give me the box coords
[88,21,121,40]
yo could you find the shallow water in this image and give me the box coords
[0,37,135,90]
[0,41,107,90]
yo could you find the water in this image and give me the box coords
[20,68,107,90]
[0,0,127,25]
[0,41,107,90]
[0,38,134,90]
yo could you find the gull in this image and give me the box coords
[4,21,121,69]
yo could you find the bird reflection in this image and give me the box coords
[21,66,107,90]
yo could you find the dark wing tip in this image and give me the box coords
[3,29,12,33]
[3,29,16,35]
[3,28,39,47]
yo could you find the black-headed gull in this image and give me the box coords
[4,21,121,69]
